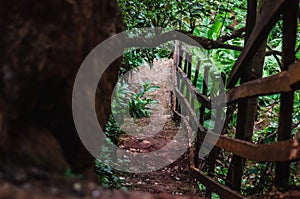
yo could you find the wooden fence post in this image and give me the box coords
[183,53,189,75]
[206,73,226,197]
[193,60,201,87]
[274,0,298,190]
[194,65,210,167]
[174,42,182,122]
[187,54,192,108]
[227,0,267,191]
[192,60,201,110]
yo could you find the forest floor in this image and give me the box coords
[115,59,203,196]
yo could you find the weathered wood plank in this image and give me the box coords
[193,60,201,87]
[199,65,209,123]
[177,61,300,110]
[216,135,300,162]
[229,0,266,190]
[184,53,188,74]
[195,125,300,162]
[207,73,226,197]
[177,60,300,111]
[187,54,192,79]
[225,61,300,104]
[191,168,246,199]
[274,0,298,189]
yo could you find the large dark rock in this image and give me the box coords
[0,0,122,177]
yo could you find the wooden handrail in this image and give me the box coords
[176,61,300,107]
[225,61,300,104]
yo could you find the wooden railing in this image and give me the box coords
[173,48,300,199]
[172,1,300,198]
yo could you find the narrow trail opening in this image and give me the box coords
[116,59,203,196]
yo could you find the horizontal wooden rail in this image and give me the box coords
[191,168,246,199]
[225,61,300,104]
[191,117,300,162]
[215,134,300,162]
[194,118,300,162]
[176,61,300,108]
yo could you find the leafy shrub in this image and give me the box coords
[112,80,160,120]
[129,81,160,118]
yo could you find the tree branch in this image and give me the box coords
[218,27,246,42]
[178,30,282,56]
[179,30,244,51]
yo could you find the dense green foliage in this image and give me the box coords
[96,0,300,196]
[118,0,247,73]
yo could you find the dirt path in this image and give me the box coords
[116,59,203,196]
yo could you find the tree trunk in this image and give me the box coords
[0,0,122,178]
